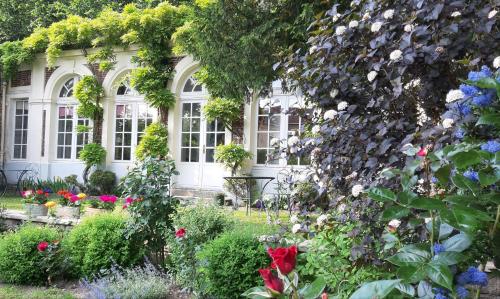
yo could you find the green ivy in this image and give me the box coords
[74,75,104,119]
[215,143,252,176]
[79,143,106,167]
[135,122,169,161]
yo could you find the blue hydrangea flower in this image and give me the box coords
[433,243,446,255]
[481,65,493,77]
[481,140,500,154]
[457,103,472,116]
[456,267,488,286]
[435,294,448,299]
[431,176,438,183]
[468,66,492,82]
[454,128,465,139]
[463,170,479,182]
[471,90,495,107]
[434,288,449,299]
[456,286,469,299]
[459,84,479,97]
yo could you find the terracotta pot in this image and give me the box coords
[84,207,106,217]
[24,204,48,217]
[56,206,80,219]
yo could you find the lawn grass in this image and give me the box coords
[0,286,76,299]
[229,208,290,224]
[227,208,289,236]
[0,194,24,211]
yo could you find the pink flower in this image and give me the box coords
[125,197,134,204]
[37,241,49,252]
[122,204,128,209]
[417,147,427,157]
[70,195,79,203]
[175,228,186,238]
[99,195,117,203]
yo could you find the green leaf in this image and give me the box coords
[433,252,464,265]
[474,77,499,89]
[425,261,453,290]
[417,281,433,299]
[397,191,417,205]
[438,223,454,240]
[409,197,446,210]
[440,209,480,234]
[476,112,500,127]
[242,287,273,298]
[387,246,431,266]
[435,164,451,184]
[397,265,427,283]
[349,280,401,299]
[395,283,415,297]
[449,151,481,169]
[451,175,480,195]
[478,169,499,186]
[368,187,397,202]
[452,205,492,222]
[381,206,410,220]
[442,233,472,252]
[300,277,326,299]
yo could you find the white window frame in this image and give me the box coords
[12,99,29,160]
[113,82,156,162]
[254,93,308,167]
[55,77,92,161]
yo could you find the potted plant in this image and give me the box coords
[84,194,117,216]
[22,189,49,217]
[55,190,84,219]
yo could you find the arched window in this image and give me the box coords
[113,78,155,161]
[183,76,203,93]
[55,76,91,160]
[59,78,75,98]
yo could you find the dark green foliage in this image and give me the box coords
[135,122,169,160]
[196,230,269,298]
[63,213,143,277]
[168,205,234,289]
[0,225,59,285]
[88,170,116,194]
[79,143,106,167]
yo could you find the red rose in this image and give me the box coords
[175,228,186,238]
[259,268,284,294]
[267,245,298,275]
[37,241,49,252]
[36,190,44,195]
[417,147,427,157]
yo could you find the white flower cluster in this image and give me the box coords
[383,9,395,19]
[348,20,359,28]
[388,219,401,228]
[287,136,299,147]
[290,214,299,223]
[451,11,461,17]
[445,89,464,103]
[390,49,403,61]
[292,223,302,234]
[311,125,321,134]
[367,71,378,82]
[337,101,348,111]
[336,26,347,35]
[324,109,338,120]
[404,24,414,32]
[371,21,383,32]
[493,56,500,69]
[351,184,364,197]
[317,214,328,226]
[442,118,454,129]
[488,10,497,19]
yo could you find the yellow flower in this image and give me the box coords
[45,201,57,208]
[77,193,87,199]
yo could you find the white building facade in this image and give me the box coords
[1,47,307,194]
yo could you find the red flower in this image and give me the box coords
[36,189,44,195]
[417,147,427,157]
[175,228,186,238]
[259,268,284,294]
[44,192,49,197]
[267,245,298,275]
[122,204,128,209]
[37,241,49,252]
[321,293,328,299]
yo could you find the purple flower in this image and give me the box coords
[456,286,469,299]
[433,243,446,255]
[481,140,500,154]
[456,267,488,286]
[459,84,479,97]
[454,128,465,139]
[463,170,479,182]
[431,176,438,183]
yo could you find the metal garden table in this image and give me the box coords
[223,176,275,215]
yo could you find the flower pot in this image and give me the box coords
[84,207,106,217]
[24,204,48,217]
[56,206,80,219]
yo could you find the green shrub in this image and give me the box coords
[135,122,169,161]
[0,225,59,285]
[196,230,269,298]
[215,143,252,175]
[63,213,143,278]
[79,143,106,167]
[88,170,116,194]
[169,205,234,288]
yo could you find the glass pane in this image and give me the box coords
[66,120,73,131]
[258,116,268,130]
[207,133,215,147]
[191,133,199,147]
[182,134,190,147]
[124,119,132,132]
[115,148,122,160]
[116,105,125,118]
[181,148,190,162]
[270,104,281,114]
[288,114,300,131]
[124,105,132,118]
[21,146,26,159]
[191,149,199,162]
[123,147,131,160]
[21,132,27,144]
[115,134,123,146]
[192,104,201,117]
[216,133,225,146]
[193,84,202,92]
[270,115,281,131]
[15,116,22,129]
[116,120,124,132]
[191,118,200,132]
[182,118,190,132]
[138,119,146,132]
[64,147,71,158]
[182,103,191,117]
[207,120,216,132]
[257,149,267,164]
[15,133,21,144]
[206,149,214,163]
[269,132,280,142]
[16,101,24,110]
[123,133,132,146]
[216,120,225,132]
[57,134,64,145]
[57,147,63,159]
[65,133,72,145]
[23,116,28,128]
[257,133,268,148]
[183,78,194,92]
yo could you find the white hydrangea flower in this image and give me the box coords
[383,9,395,19]
[337,203,346,213]
[389,49,403,61]
[424,217,432,224]
[336,25,347,35]
[329,88,339,98]
[493,56,500,69]
[446,89,464,103]
[289,147,298,154]
[292,223,302,234]
[287,136,299,146]
[351,184,364,197]
[324,109,338,120]
[270,138,280,147]
[371,21,383,32]
[442,118,454,129]
[290,214,299,224]
[311,125,321,134]
[388,219,401,228]
[367,71,378,82]
[317,214,328,226]
[451,11,461,17]
[362,12,370,21]
[404,24,414,32]
[337,101,348,111]
[348,20,359,28]
[488,10,497,19]
[309,45,318,55]
[332,13,341,22]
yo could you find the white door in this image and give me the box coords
[176,101,227,190]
